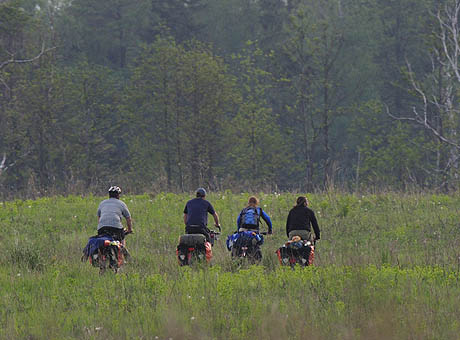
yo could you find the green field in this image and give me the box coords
[1,192,460,339]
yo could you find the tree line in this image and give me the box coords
[1,0,460,197]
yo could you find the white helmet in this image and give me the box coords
[108,186,121,194]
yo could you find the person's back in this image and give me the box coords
[286,196,320,241]
[183,188,220,241]
[98,198,130,230]
[97,186,132,241]
[237,196,273,234]
[184,197,214,228]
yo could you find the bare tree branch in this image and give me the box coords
[0,42,56,93]
[386,104,460,149]
[405,59,430,118]
[0,152,12,176]
[0,77,10,93]
[388,33,460,153]
[0,153,5,171]
[0,150,31,176]
[405,166,418,184]
[0,42,56,71]
[438,0,460,83]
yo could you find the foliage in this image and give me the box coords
[126,36,240,191]
[3,0,460,195]
[227,42,288,188]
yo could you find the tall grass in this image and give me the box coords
[1,192,460,339]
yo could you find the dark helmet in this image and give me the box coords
[196,187,206,197]
[108,186,122,194]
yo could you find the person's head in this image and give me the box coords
[108,186,122,199]
[196,187,206,198]
[248,196,259,207]
[295,196,308,207]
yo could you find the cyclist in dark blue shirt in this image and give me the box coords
[183,188,221,241]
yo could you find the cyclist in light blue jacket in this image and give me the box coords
[236,196,273,234]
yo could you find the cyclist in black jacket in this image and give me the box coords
[286,196,320,241]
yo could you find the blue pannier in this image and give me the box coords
[226,231,264,251]
[82,235,114,258]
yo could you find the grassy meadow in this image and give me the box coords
[1,192,460,339]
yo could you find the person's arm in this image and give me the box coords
[183,204,188,226]
[212,212,220,228]
[126,217,133,233]
[286,211,291,238]
[207,202,220,228]
[121,203,132,232]
[310,210,320,240]
[237,213,242,229]
[260,209,273,234]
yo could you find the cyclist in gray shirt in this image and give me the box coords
[97,186,133,241]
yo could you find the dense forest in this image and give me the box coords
[1,0,460,197]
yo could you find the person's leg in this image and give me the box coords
[186,225,202,234]
[98,227,111,236]
[201,228,211,243]
[98,227,124,241]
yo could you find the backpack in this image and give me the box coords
[240,207,260,227]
